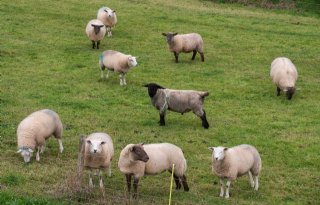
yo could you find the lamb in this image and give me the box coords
[85,19,106,49]
[97,7,117,37]
[270,57,298,100]
[208,144,261,198]
[84,132,114,189]
[162,32,204,63]
[118,143,189,198]
[144,83,209,129]
[16,109,63,163]
[99,50,138,85]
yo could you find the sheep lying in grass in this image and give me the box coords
[84,132,114,189]
[118,143,189,198]
[85,19,106,49]
[144,83,209,129]
[97,7,117,37]
[270,57,298,100]
[17,109,63,163]
[208,144,261,198]
[162,32,204,63]
[99,50,138,85]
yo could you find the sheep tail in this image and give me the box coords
[200,92,209,97]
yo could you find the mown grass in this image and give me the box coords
[0,0,319,204]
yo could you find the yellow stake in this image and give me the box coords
[169,163,175,205]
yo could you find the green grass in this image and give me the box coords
[1,0,320,204]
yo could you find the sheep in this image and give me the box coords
[144,83,209,129]
[85,19,106,49]
[118,143,189,198]
[162,32,204,63]
[99,50,138,85]
[84,132,114,189]
[270,57,298,100]
[97,7,117,37]
[208,144,261,198]
[16,109,63,163]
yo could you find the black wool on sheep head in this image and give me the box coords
[144,83,165,98]
[162,32,178,44]
[91,24,104,35]
[286,87,295,100]
[130,144,149,162]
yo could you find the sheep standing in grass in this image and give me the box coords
[99,50,138,85]
[144,83,209,129]
[162,32,204,63]
[85,19,106,49]
[118,143,189,198]
[270,57,298,100]
[84,132,114,189]
[17,109,63,163]
[208,144,261,198]
[97,7,117,37]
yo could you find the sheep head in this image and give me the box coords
[87,140,106,154]
[129,143,149,162]
[128,56,138,67]
[208,147,228,161]
[91,24,104,35]
[144,83,165,98]
[285,87,295,100]
[104,9,116,18]
[17,147,33,163]
[162,32,178,44]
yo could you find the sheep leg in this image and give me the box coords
[126,174,132,193]
[200,52,204,62]
[219,178,224,197]
[101,70,105,79]
[197,109,209,129]
[123,74,127,85]
[181,175,189,191]
[106,70,110,78]
[191,50,197,60]
[133,177,139,199]
[98,170,104,189]
[91,41,95,49]
[40,144,45,153]
[254,175,259,191]
[159,113,165,126]
[174,175,181,190]
[174,52,179,63]
[58,139,63,153]
[276,87,281,96]
[36,147,40,161]
[107,27,112,37]
[89,170,94,188]
[248,171,255,188]
[97,41,100,49]
[225,179,231,198]
[119,74,124,86]
[108,166,112,177]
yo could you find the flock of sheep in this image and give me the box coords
[16,5,299,201]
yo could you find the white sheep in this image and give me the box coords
[17,109,63,163]
[208,144,261,198]
[118,143,189,198]
[84,132,114,189]
[97,7,117,37]
[99,50,138,85]
[270,57,298,100]
[85,19,106,49]
[144,83,209,129]
[162,32,204,63]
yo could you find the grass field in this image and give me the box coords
[1,0,320,204]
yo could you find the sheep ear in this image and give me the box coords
[104,9,108,13]
[17,149,22,153]
[173,32,178,36]
[223,147,228,151]
[100,141,106,145]
[208,147,214,151]
[91,24,95,27]
[162,33,167,36]
[139,142,145,146]
[87,140,92,144]
[113,10,116,12]
[143,84,149,87]
[28,148,33,153]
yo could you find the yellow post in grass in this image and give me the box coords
[169,163,175,205]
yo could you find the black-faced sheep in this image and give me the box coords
[144,83,209,129]
[17,109,63,163]
[118,143,189,198]
[270,57,298,100]
[85,19,106,49]
[162,32,204,63]
[208,144,261,198]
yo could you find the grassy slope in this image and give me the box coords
[0,0,319,204]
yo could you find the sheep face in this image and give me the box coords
[17,147,33,163]
[104,9,116,18]
[144,83,165,98]
[129,144,149,162]
[162,32,178,44]
[91,24,104,35]
[128,56,138,67]
[285,87,295,100]
[209,147,228,161]
[87,140,106,154]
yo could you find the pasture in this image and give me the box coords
[0,0,319,204]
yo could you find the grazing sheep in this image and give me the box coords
[144,83,209,129]
[208,144,261,198]
[99,50,138,85]
[162,32,204,63]
[17,109,63,163]
[97,7,117,37]
[270,57,298,100]
[85,19,106,49]
[118,143,189,198]
[84,132,114,189]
